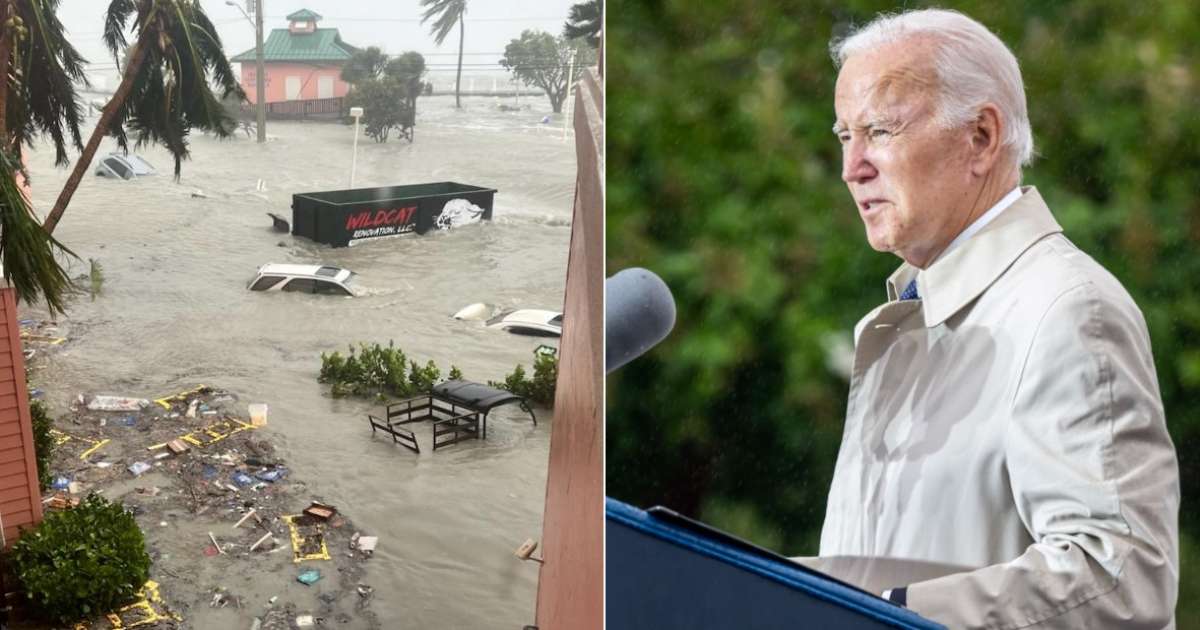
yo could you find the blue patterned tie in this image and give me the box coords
[900,279,919,300]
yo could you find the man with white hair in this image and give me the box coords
[818,9,1179,628]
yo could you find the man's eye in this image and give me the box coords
[869,128,892,139]
[838,133,851,143]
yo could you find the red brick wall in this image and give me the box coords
[0,287,42,546]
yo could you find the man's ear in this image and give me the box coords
[969,104,1005,177]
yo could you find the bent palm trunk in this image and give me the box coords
[42,40,147,234]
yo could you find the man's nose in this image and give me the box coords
[842,138,877,183]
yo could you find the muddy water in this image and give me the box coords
[24,95,575,628]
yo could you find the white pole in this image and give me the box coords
[561,49,577,141]
[349,107,363,188]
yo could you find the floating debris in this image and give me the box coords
[297,569,322,585]
[86,395,150,412]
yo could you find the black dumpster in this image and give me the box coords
[291,181,497,248]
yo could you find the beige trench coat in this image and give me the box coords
[816,187,1179,628]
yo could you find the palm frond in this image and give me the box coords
[105,0,243,179]
[103,0,136,64]
[9,0,89,165]
[563,0,601,46]
[0,147,74,316]
[419,0,465,46]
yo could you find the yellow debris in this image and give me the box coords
[73,580,181,629]
[146,416,256,451]
[49,429,110,460]
[283,514,331,563]
[21,332,66,345]
[78,439,111,461]
[153,384,209,410]
[49,428,72,446]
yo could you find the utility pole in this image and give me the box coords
[254,0,266,143]
[227,0,266,142]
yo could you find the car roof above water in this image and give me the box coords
[256,263,352,282]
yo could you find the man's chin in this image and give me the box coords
[864,231,897,254]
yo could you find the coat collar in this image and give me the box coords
[885,186,1063,328]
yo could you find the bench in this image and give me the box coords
[365,380,535,453]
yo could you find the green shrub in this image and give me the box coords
[29,399,54,491]
[529,351,559,405]
[318,342,450,399]
[491,349,559,407]
[10,494,150,624]
[494,364,529,399]
[407,359,440,394]
[318,351,345,383]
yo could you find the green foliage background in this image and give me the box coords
[605,0,1200,624]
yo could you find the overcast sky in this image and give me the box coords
[56,0,582,78]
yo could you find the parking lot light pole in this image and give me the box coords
[349,107,364,188]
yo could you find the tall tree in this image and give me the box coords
[419,0,465,109]
[563,0,601,48]
[41,0,244,235]
[501,30,595,113]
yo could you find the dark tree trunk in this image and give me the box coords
[42,40,149,234]
[454,16,463,109]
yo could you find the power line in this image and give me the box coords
[261,14,565,23]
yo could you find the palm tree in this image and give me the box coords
[563,0,601,48]
[41,0,244,234]
[420,0,466,109]
[0,0,90,314]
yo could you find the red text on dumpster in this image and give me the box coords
[345,206,417,231]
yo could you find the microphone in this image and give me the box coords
[606,268,676,373]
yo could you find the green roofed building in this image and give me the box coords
[230,9,358,103]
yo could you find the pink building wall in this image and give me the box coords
[239,63,351,103]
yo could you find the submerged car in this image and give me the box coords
[248,264,360,296]
[485,309,563,337]
[94,153,156,180]
[453,303,564,337]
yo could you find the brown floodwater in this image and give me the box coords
[23,94,575,628]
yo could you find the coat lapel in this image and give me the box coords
[884,186,1064,328]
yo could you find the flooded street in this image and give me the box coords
[23,94,575,628]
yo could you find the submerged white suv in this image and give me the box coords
[247,264,359,296]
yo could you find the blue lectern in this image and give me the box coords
[607,498,945,629]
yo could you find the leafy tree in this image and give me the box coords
[385,51,427,121]
[563,0,602,48]
[607,0,1200,621]
[420,0,466,109]
[385,51,427,85]
[40,0,244,235]
[500,30,595,113]
[340,46,389,86]
[345,78,417,143]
